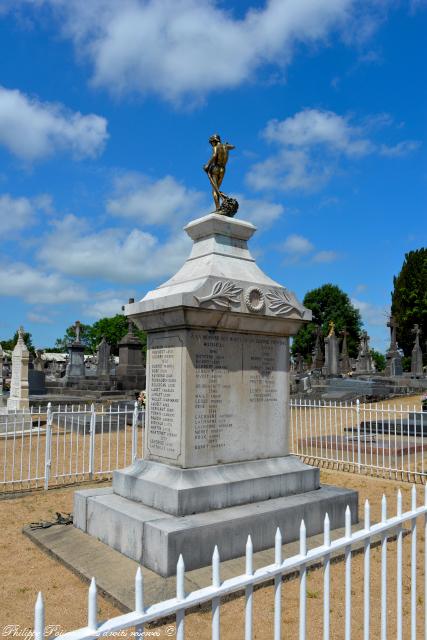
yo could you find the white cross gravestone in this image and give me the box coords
[75,212,358,576]
[7,327,30,411]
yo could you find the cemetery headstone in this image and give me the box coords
[324,321,339,376]
[116,307,146,391]
[355,331,374,374]
[96,336,111,380]
[64,320,86,381]
[7,327,29,411]
[312,324,324,370]
[339,327,351,374]
[385,316,403,376]
[411,324,424,377]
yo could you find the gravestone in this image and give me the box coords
[355,331,374,374]
[75,212,357,576]
[411,324,423,377]
[385,316,403,376]
[64,320,86,381]
[7,327,29,411]
[96,337,111,380]
[116,309,146,391]
[311,324,324,370]
[324,322,339,376]
[339,327,351,374]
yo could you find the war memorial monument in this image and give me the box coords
[75,135,358,576]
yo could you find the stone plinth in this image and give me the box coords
[325,333,339,376]
[64,342,86,381]
[75,212,358,576]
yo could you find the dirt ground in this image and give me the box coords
[0,469,426,639]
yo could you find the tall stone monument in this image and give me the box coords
[339,327,351,374]
[385,316,403,376]
[324,321,339,376]
[96,336,111,381]
[355,331,374,374]
[411,324,423,377]
[116,306,146,391]
[75,137,357,576]
[7,327,30,411]
[64,320,86,382]
[312,324,324,370]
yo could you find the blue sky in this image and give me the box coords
[0,0,426,352]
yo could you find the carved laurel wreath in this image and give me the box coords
[266,288,304,318]
[194,280,242,308]
[244,287,265,313]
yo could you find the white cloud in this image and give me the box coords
[0,86,108,161]
[0,192,52,235]
[7,0,375,104]
[281,234,314,256]
[0,262,86,304]
[248,108,421,193]
[27,311,54,324]
[233,195,284,227]
[107,173,205,225]
[38,214,192,284]
[312,250,339,263]
[351,297,389,327]
[83,296,125,319]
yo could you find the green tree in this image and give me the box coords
[88,315,146,355]
[370,349,386,372]
[391,248,427,358]
[0,330,35,354]
[292,284,363,360]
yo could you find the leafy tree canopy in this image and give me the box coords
[54,315,146,355]
[391,248,427,358]
[292,283,363,360]
[370,349,386,372]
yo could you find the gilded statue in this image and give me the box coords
[203,133,239,217]
[327,320,335,337]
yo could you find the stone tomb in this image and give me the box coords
[75,213,357,577]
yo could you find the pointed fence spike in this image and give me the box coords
[246,535,253,575]
[275,527,282,565]
[177,554,185,600]
[212,545,220,588]
[345,505,351,538]
[88,577,97,631]
[135,567,144,614]
[35,592,45,640]
[424,483,427,506]
[412,484,417,511]
[324,512,330,547]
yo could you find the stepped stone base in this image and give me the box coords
[74,456,358,576]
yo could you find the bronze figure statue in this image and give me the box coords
[203,133,239,217]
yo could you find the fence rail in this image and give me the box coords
[32,486,427,640]
[1,399,427,492]
[0,402,145,492]
[290,399,427,483]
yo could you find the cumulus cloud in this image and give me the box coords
[5,0,379,103]
[38,214,192,284]
[281,234,314,257]
[0,192,53,235]
[351,297,389,327]
[107,173,205,225]
[83,295,126,319]
[312,250,339,263]
[0,86,108,161]
[0,262,86,304]
[247,108,421,193]
[27,311,54,324]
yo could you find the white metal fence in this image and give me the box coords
[32,486,426,640]
[290,399,427,483]
[0,402,145,492]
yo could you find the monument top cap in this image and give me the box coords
[184,212,256,243]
